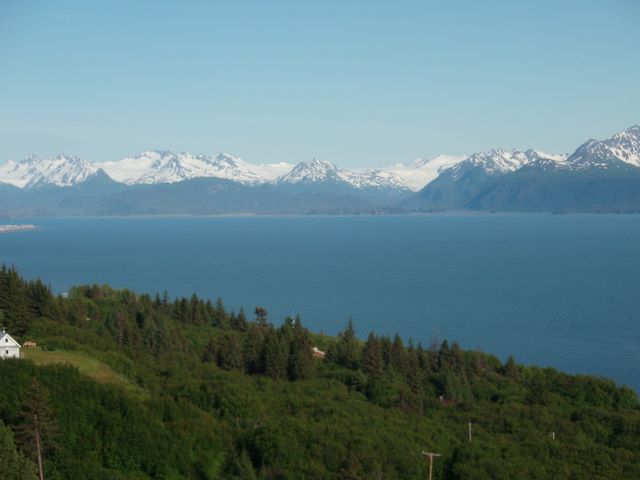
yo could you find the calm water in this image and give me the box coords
[1,214,639,391]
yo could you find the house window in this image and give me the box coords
[5,350,7,355]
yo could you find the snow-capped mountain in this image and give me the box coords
[565,125,640,169]
[275,158,410,191]
[0,154,98,188]
[341,168,410,190]
[385,154,467,191]
[276,159,342,184]
[447,148,567,180]
[412,125,640,212]
[2,124,640,215]
[99,151,292,185]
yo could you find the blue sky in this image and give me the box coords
[0,0,638,167]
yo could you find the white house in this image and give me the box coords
[0,329,21,359]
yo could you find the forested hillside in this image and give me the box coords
[0,265,639,479]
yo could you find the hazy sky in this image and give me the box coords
[1,0,639,167]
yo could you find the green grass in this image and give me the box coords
[22,347,147,398]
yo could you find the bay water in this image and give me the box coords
[1,214,639,391]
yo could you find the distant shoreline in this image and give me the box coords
[0,224,36,233]
[2,211,640,221]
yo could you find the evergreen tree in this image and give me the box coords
[0,266,30,335]
[15,378,57,480]
[214,297,227,327]
[379,335,392,369]
[217,334,244,370]
[416,342,428,371]
[232,307,248,332]
[287,317,313,381]
[428,334,440,371]
[243,325,266,374]
[0,420,37,480]
[450,341,464,372]
[261,329,287,379]
[202,337,217,363]
[254,307,268,327]
[438,340,451,371]
[225,449,257,480]
[389,333,405,373]
[362,333,383,377]
[332,318,359,369]
[25,280,55,320]
[503,355,519,378]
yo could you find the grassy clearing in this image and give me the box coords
[22,348,147,398]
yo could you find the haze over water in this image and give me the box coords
[2,214,639,391]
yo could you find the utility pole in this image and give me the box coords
[34,413,44,480]
[468,422,472,442]
[422,451,441,480]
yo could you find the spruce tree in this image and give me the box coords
[15,378,57,480]
[0,266,30,335]
[217,334,244,370]
[243,325,266,374]
[254,307,268,327]
[288,317,313,381]
[233,307,248,331]
[390,333,405,373]
[362,333,383,377]
[336,318,359,369]
[0,420,37,480]
[261,329,287,379]
[503,355,519,378]
[214,297,226,327]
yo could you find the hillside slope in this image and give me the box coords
[0,266,639,479]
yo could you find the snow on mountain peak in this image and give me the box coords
[385,154,467,190]
[340,168,409,190]
[567,125,640,168]
[601,125,640,166]
[466,149,533,172]
[276,158,410,190]
[442,148,572,181]
[2,124,637,191]
[0,154,98,188]
[277,158,341,184]
[99,151,292,185]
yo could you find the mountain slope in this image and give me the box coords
[0,154,98,188]
[2,124,640,214]
[568,125,640,168]
[99,150,292,185]
[411,125,640,212]
[385,154,467,191]
[276,158,411,191]
[409,149,565,210]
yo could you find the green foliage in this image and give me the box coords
[1,266,639,479]
[0,419,37,480]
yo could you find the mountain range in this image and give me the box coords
[1,125,639,215]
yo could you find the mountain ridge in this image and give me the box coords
[2,124,640,214]
[411,125,640,212]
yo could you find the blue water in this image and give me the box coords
[1,214,639,391]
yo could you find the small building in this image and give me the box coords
[0,329,21,359]
[23,341,37,349]
[312,346,326,359]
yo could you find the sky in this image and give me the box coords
[0,0,639,168]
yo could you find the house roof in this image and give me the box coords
[0,330,21,348]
